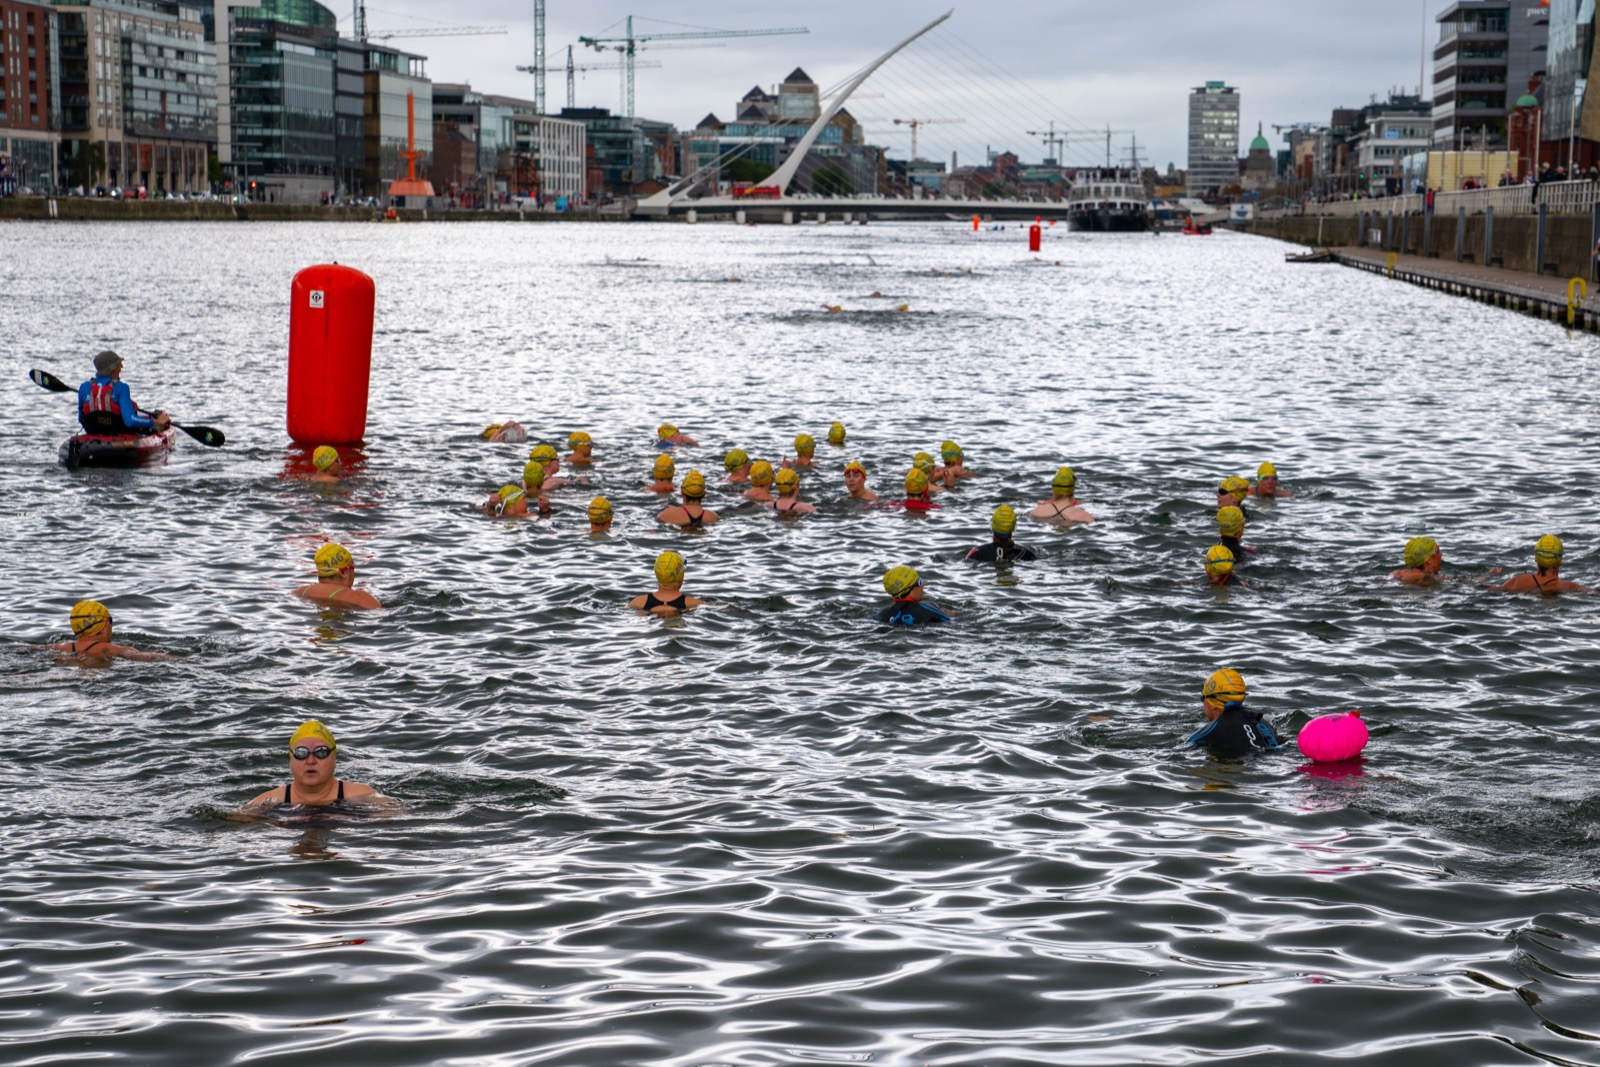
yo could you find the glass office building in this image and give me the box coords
[229,0,338,196]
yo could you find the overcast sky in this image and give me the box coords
[356,0,1437,169]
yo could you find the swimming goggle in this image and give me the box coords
[290,745,334,760]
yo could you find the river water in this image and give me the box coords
[3,219,1599,1066]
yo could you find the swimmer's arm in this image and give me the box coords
[702,509,720,523]
[684,595,707,609]
[627,595,648,610]
[679,435,698,446]
[338,590,382,610]
[112,645,174,662]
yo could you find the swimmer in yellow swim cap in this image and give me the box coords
[723,448,752,483]
[645,453,677,494]
[528,443,570,491]
[911,452,950,492]
[628,550,706,616]
[1187,670,1281,756]
[901,468,940,511]
[567,431,594,466]
[480,420,527,444]
[1204,545,1242,588]
[50,599,170,661]
[785,434,817,470]
[656,423,698,447]
[877,566,952,626]
[1392,536,1444,586]
[1249,461,1292,499]
[310,445,344,483]
[745,460,776,503]
[1217,475,1251,511]
[295,543,381,609]
[939,440,975,480]
[244,720,391,810]
[771,467,816,515]
[827,422,846,447]
[842,460,878,502]
[521,460,554,516]
[1031,466,1093,524]
[1216,506,1252,563]
[964,505,1036,562]
[486,484,530,518]
[658,470,720,528]
[1499,534,1592,595]
[587,497,614,534]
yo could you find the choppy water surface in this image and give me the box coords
[3,219,1600,1066]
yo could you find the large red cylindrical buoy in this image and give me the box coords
[287,264,375,445]
[1028,222,1042,253]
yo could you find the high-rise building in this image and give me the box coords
[1432,0,1549,149]
[1187,81,1239,198]
[1544,0,1597,168]
[361,41,431,198]
[228,0,340,203]
[0,0,60,193]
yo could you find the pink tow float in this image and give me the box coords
[1296,710,1369,762]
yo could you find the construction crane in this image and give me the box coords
[892,118,964,161]
[1027,121,1066,164]
[580,17,807,119]
[518,47,661,111]
[352,1,506,43]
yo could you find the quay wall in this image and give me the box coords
[0,199,618,224]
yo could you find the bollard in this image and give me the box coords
[287,263,375,446]
[1029,217,1042,253]
[1387,252,1398,278]
[1568,278,1587,325]
[686,208,697,225]
[972,214,981,232]
[736,209,746,225]
[782,210,794,225]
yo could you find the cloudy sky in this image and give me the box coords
[356,0,1437,169]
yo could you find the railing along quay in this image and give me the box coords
[1264,179,1600,220]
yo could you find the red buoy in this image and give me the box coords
[287,264,375,445]
[1028,219,1042,253]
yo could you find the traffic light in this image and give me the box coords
[249,181,257,190]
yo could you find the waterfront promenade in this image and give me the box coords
[1329,247,1600,332]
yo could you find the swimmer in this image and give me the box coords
[745,460,776,502]
[723,448,752,483]
[1216,506,1252,562]
[1185,669,1282,756]
[783,433,818,469]
[913,452,951,492]
[939,440,976,479]
[1249,461,1292,499]
[567,431,594,466]
[1499,535,1591,594]
[244,720,391,810]
[294,543,381,609]
[484,484,530,517]
[644,454,676,494]
[842,460,878,502]
[1392,536,1443,586]
[50,599,170,661]
[823,304,843,313]
[1030,467,1094,524]
[902,468,941,510]
[521,461,554,516]
[965,505,1037,562]
[587,497,614,534]
[771,468,816,515]
[1217,476,1252,512]
[310,445,343,483]
[658,470,720,527]
[657,422,698,447]
[528,443,570,491]
[628,550,706,616]
[481,421,527,444]
[827,422,847,447]
[878,566,953,626]
[1204,545,1244,587]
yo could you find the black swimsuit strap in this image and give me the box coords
[337,780,344,800]
[283,783,291,803]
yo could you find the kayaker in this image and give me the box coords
[77,349,169,436]
[295,543,381,609]
[244,720,391,810]
[50,599,169,661]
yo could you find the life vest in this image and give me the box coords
[80,380,126,434]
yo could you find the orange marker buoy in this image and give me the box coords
[972,214,980,232]
[287,264,375,445]
[1028,218,1042,253]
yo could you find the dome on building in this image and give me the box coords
[1516,93,1541,109]
[1250,123,1270,151]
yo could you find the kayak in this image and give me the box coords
[59,428,178,468]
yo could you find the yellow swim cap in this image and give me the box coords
[724,448,749,471]
[654,550,685,587]
[905,468,930,494]
[941,440,962,459]
[843,460,867,477]
[587,497,613,523]
[1219,476,1250,498]
[1257,461,1277,478]
[314,542,353,578]
[1403,536,1438,568]
[750,461,774,486]
[480,423,503,440]
[1052,466,1076,495]
[991,504,1017,535]
[794,433,815,455]
[828,422,846,445]
[775,467,799,492]
[1535,534,1564,566]
[653,454,676,480]
[1203,668,1247,706]
[529,443,558,463]
[1216,506,1245,537]
[882,565,920,597]
[312,445,339,471]
[522,460,546,487]
[913,452,935,472]
[568,431,592,449]
[70,599,110,636]
[657,423,678,440]
[290,719,337,754]
[1205,544,1235,578]
[682,471,707,498]
[497,485,526,506]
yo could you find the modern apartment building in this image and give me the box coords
[1187,81,1239,198]
[1432,0,1549,148]
[229,0,339,202]
[1544,0,1598,167]
[361,41,430,197]
[0,0,59,193]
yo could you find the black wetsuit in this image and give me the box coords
[1220,535,1247,563]
[965,541,1038,562]
[1185,706,1281,756]
[643,592,688,611]
[282,781,345,803]
[877,599,952,626]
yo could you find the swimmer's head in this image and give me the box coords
[941,440,963,461]
[1535,534,1564,568]
[480,423,503,440]
[828,422,846,445]
[905,468,930,495]
[991,504,1017,536]
[775,468,799,493]
[882,565,920,598]
[682,471,707,499]
[724,448,749,472]
[1219,476,1250,500]
[497,485,526,505]
[312,445,339,471]
[290,719,337,755]
[70,599,111,637]
[913,452,936,472]
[1205,544,1235,580]
[522,460,546,488]
[314,542,353,579]
[654,550,685,587]
[1202,668,1247,709]
[843,461,867,479]
[1216,506,1245,538]
[794,433,815,456]
[1052,466,1076,497]
[1257,461,1277,478]
[587,497,613,525]
[653,454,675,480]
[1403,536,1439,568]
[750,461,775,486]
[657,422,677,440]
[568,431,592,450]
[529,443,558,463]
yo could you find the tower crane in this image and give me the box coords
[579,17,807,119]
[892,118,964,161]
[518,47,661,112]
[352,1,506,43]
[1027,122,1066,164]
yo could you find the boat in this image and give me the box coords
[59,428,178,468]
[1285,249,1334,263]
[1182,217,1213,236]
[1067,168,1153,233]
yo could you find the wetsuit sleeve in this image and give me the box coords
[116,383,155,431]
[1184,722,1216,747]
[1252,720,1283,751]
